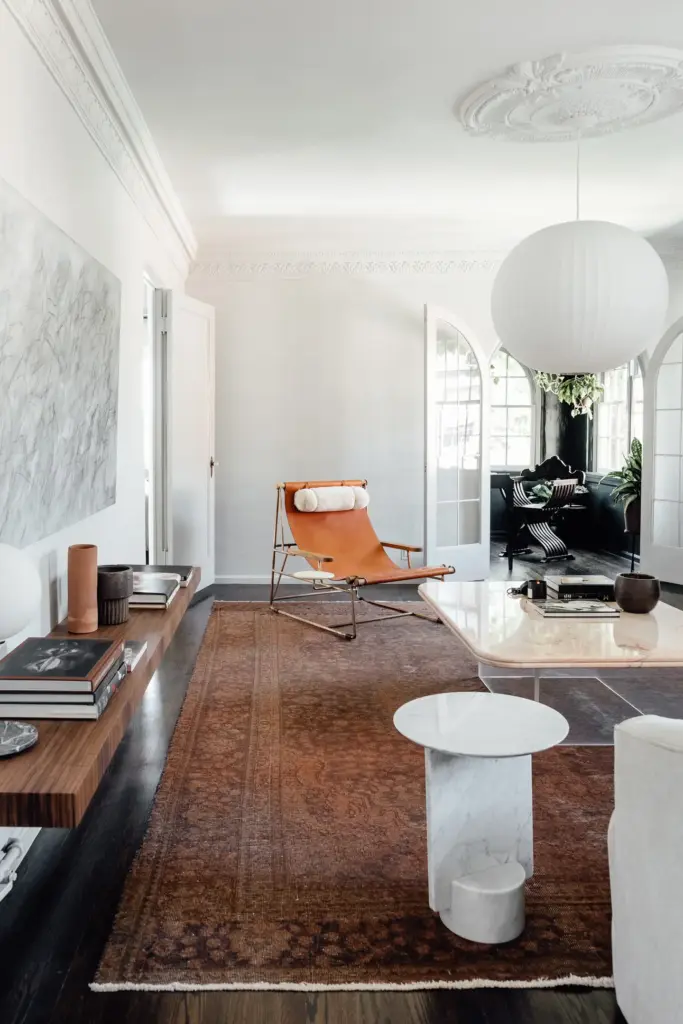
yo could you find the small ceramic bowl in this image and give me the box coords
[614,572,661,614]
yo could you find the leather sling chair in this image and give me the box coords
[270,479,455,640]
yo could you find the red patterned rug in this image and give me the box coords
[93,602,613,990]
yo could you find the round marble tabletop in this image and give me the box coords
[393,692,569,758]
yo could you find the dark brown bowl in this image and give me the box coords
[614,572,660,614]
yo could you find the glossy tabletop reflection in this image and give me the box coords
[393,692,569,757]
[420,579,683,669]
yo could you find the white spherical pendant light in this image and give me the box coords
[491,220,669,373]
[0,544,41,641]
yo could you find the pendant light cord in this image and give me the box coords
[575,136,581,221]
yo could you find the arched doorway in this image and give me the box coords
[424,305,490,579]
[641,318,683,583]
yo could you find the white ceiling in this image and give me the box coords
[92,0,683,250]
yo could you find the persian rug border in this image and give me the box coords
[91,974,614,992]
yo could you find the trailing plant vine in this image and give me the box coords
[533,372,604,419]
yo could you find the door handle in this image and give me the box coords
[210,457,218,477]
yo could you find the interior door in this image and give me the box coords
[641,319,683,583]
[425,305,490,579]
[156,290,216,587]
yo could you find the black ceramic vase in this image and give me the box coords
[614,572,660,614]
[97,565,134,625]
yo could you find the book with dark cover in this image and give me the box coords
[130,576,180,608]
[546,575,614,599]
[130,565,195,587]
[0,662,127,719]
[0,638,124,693]
[0,656,125,705]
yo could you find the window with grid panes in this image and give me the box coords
[490,350,535,470]
[594,360,643,473]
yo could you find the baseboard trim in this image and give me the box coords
[215,575,282,585]
[214,576,420,586]
[90,975,614,993]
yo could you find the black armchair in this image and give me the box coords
[496,457,586,566]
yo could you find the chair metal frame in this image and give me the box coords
[512,478,578,562]
[269,483,450,640]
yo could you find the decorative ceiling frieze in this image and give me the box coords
[459,46,683,142]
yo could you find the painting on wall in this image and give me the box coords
[0,177,121,547]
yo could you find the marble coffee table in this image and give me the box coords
[419,579,683,745]
[394,692,568,943]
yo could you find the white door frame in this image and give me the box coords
[424,304,490,579]
[152,288,171,564]
[152,290,216,584]
[641,316,683,582]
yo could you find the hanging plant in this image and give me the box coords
[533,371,604,419]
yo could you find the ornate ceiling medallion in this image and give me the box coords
[459,46,683,142]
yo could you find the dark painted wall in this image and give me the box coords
[490,387,636,556]
[585,476,638,558]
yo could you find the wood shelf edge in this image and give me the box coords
[0,569,201,829]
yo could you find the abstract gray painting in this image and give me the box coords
[0,178,121,546]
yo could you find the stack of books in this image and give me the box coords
[130,573,181,610]
[0,637,126,720]
[130,565,196,588]
[545,575,615,602]
[535,600,619,619]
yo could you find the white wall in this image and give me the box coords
[662,259,683,331]
[189,267,499,580]
[191,251,683,582]
[0,4,186,637]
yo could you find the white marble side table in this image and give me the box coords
[394,692,569,943]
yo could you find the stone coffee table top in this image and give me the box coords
[419,579,683,669]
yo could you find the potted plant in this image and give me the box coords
[602,438,642,533]
[534,372,604,418]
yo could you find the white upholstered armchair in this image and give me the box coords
[609,715,683,1023]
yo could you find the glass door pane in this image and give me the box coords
[434,321,482,549]
[652,333,683,549]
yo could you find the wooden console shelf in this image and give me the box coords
[0,570,200,829]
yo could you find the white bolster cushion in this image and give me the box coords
[352,486,370,509]
[294,486,370,512]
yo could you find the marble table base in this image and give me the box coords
[425,748,532,940]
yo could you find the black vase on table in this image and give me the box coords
[97,565,134,625]
[614,572,660,614]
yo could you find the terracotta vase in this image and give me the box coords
[67,544,98,633]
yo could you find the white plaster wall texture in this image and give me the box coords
[0,3,185,638]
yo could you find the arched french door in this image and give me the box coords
[424,305,490,579]
[641,318,683,584]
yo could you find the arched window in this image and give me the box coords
[490,349,535,470]
[594,359,643,473]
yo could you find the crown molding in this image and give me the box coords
[4,0,197,276]
[191,251,503,281]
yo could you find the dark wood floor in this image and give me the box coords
[5,545,673,1023]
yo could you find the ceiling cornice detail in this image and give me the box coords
[459,46,683,142]
[4,0,197,275]
[191,252,503,281]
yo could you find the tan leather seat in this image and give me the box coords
[283,480,454,583]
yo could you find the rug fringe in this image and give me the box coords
[90,975,614,992]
